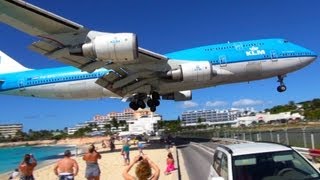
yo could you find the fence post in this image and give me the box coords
[256,133,260,141]
[285,128,289,145]
[311,133,315,149]
[277,134,280,143]
[302,127,307,148]
[250,129,253,141]
[269,129,274,142]
[243,133,246,141]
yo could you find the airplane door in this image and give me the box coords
[270,50,278,62]
[219,55,227,67]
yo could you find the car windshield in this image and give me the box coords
[232,150,320,180]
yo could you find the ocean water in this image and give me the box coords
[0,145,76,174]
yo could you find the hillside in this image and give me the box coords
[265,98,320,120]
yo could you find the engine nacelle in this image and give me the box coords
[167,61,213,81]
[162,90,192,101]
[82,33,138,63]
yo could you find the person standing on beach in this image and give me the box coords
[54,150,79,180]
[83,144,101,180]
[19,154,37,180]
[121,141,131,165]
[123,155,160,180]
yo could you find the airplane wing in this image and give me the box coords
[0,0,170,97]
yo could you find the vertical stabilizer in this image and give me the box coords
[0,51,31,74]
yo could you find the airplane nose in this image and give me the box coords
[300,56,317,67]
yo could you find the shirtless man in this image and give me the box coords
[19,154,37,180]
[83,144,102,180]
[54,150,79,180]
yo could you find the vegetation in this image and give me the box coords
[265,98,320,121]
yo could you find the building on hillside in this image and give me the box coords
[128,114,162,135]
[67,120,109,135]
[181,109,245,126]
[0,123,23,138]
[235,112,304,127]
[93,108,155,122]
[68,108,158,135]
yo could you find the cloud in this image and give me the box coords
[205,101,228,107]
[232,99,264,107]
[24,115,40,119]
[182,101,199,108]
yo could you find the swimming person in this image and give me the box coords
[54,150,79,180]
[83,144,101,180]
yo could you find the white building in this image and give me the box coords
[181,109,244,125]
[235,112,304,127]
[68,120,109,135]
[0,123,23,138]
[128,115,162,135]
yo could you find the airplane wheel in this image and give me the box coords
[147,99,154,107]
[154,99,160,106]
[137,100,145,109]
[277,85,287,92]
[140,101,146,109]
[129,101,139,111]
[150,106,156,112]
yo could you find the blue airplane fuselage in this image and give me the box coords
[0,38,317,99]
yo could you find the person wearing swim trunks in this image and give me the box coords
[54,150,79,180]
[19,154,37,180]
[83,144,101,180]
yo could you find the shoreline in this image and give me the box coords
[0,136,109,148]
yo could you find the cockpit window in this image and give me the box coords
[283,40,289,43]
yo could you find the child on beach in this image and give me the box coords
[164,152,175,175]
[8,168,19,180]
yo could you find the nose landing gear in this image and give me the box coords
[277,75,287,93]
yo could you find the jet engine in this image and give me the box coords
[166,61,212,81]
[162,90,192,101]
[81,33,138,63]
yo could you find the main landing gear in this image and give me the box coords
[277,75,287,93]
[129,92,161,112]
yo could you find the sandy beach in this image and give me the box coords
[1,140,184,180]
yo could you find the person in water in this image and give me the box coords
[82,144,102,180]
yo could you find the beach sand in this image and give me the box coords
[4,141,183,180]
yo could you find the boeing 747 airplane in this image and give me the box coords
[0,0,317,112]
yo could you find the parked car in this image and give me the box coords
[209,142,320,180]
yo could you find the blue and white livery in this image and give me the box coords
[0,0,317,112]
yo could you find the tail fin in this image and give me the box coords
[0,51,31,74]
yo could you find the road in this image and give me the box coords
[176,138,218,180]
